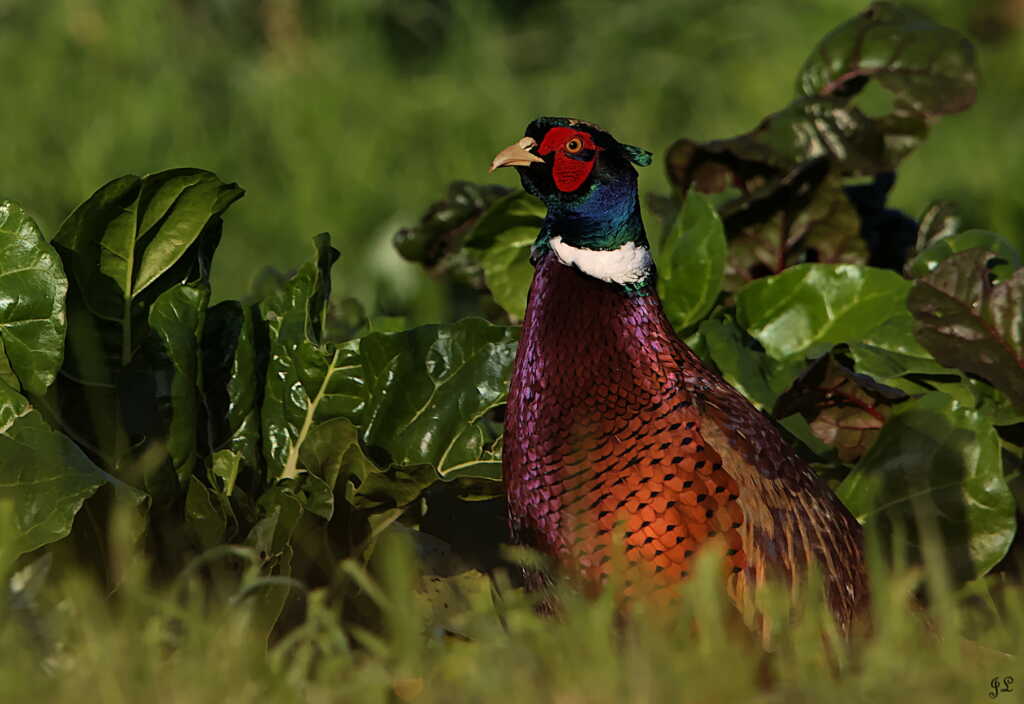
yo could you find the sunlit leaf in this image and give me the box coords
[736,263,911,359]
[659,192,726,331]
[359,318,518,481]
[0,201,67,397]
[0,381,107,556]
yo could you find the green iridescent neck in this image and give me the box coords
[531,177,654,293]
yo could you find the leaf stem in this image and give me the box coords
[281,347,341,480]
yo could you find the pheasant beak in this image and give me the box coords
[489,136,545,172]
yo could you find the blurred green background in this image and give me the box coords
[3,0,1021,322]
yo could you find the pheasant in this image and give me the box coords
[490,117,869,633]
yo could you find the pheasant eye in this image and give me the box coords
[565,137,584,154]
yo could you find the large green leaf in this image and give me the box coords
[52,170,241,482]
[148,283,209,485]
[699,317,802,410]
[837,392,1015,579]
[54,170,242,321]
[476,227,534,322]
[185,474,227,550]
[850,310,1023,427]
[796,2,977,116]
[847,311,950,380]
[263,233,519,498]
[908,249,1024,411]
[463,189,545,251]
[300,417,434,511]
[658,193,726,332]
[0,381,107,556]
[201,301,266,470]
[736,263,911,359]
[359,318,519,481]
[260,235,364,479]
[0,201,68,397]
[465,189,545,321]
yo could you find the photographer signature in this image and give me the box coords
[990,676,1014,699]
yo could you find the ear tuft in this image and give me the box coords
[621,143,653,167]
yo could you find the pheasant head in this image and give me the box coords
[491,117,656,291]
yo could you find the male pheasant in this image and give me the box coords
[490,117,869,633]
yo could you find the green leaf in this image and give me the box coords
[658,193,726,331]
[359,318,519,481]
[260,235,364,479]
[700,316,802,410]
[464,190,545,321]
[244,490,301,642]
[52,170,241,479]
[185,475,226,549]
[796,2,977,116]
[463,189,545,251]
[848,312,950,380]
[210,448,242,497]
[837,392,1015,579]
[148,283,209,485]
[476,227,534,322]
[202,302,266,469]
[736,263,911,359]
[54,169,242,320]
[905,229,1020,278]
[0,381,107,556]
[908,249,1024,411]
[299,417,431,511]
[394,181,513,265]
[849,311,1023,426]
[0,201,68,397]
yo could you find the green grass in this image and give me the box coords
[2,526,1022,703]
[2,0,1022,320]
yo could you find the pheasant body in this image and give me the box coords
[493,117,868,632]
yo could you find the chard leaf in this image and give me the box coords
[905,230,1020,278]
[54,169,242,321]
[202,301,267,469]
[148,283,208,485]
[0,201,68,397]
[736,263,911,359]
[359,318,519,482]
[848,312,950,380]
[908,249,1024,411]
[52,170,241,483]
[797,2,977,116]
[658,192,726,331]
[0,381,107,557]
[259,234,363,479]
[838,392,1015,580]
[476,227,534,322]
[185,474,226,549]
[700,316,802,410]
[773,352,907,462]
[464,190,545,321]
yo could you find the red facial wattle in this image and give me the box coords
[537,126,600,193]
